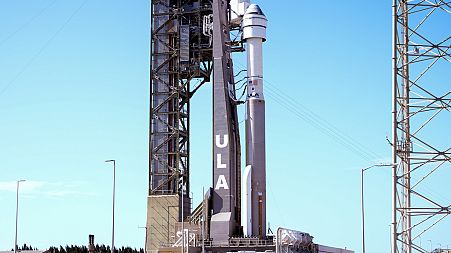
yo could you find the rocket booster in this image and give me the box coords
[242,4,267,238]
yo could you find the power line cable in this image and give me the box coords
[233,62,382,162]
[0,0,58,47]
[265,84,381,160]
[0,0,89,97]
[265,90,375,161]
[240,62,381,160]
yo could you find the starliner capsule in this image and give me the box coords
[242,3,267,239]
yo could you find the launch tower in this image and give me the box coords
[147,1,355,253]
[147,0,213,250]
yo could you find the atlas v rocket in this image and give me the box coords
[242,4,267,238]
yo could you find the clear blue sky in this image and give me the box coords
[0,1,449,252]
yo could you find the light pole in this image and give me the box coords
[201,187,205,253]
[181,169,184,253]
[427,240,432,252]
[361,163,392,253]
[14,179,26,253]
[389,224,392,251]
[138,226,148,253]
[105,160,116,253]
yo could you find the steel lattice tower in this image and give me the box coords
[147,0,213,250]
[391,1,451,253]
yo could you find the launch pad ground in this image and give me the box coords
[155,242,353,253]
[157,241,279,253]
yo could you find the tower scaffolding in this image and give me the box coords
[391,1,451,253]
[147,0,213,251]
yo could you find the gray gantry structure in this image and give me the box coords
[147,0,245,251]
[391,1,451,253]
[147,0,214,250]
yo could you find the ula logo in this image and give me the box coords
[215,134,229,190]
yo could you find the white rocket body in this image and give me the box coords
[241,4,267,238]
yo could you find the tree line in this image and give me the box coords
[13,244,39,251]
[13,245,143,253]
[46,245,144,253]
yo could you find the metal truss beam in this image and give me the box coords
[392,1,450,253]
[149,0,213,197]
[147,0,213,250]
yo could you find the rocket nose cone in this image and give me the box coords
[245,4,265,16]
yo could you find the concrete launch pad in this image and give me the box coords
[147,195,190,251]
